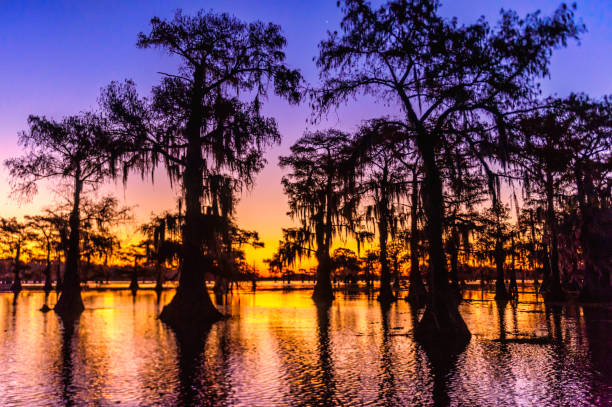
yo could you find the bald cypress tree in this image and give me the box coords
[102,10,301,331]
[279,130,359,303]
[314,0,583,348]
[5,113,117,318]
[352,122,409,303]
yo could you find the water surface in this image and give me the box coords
[0,284,611,406]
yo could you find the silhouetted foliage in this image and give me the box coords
[5,113,119,317]
[314,0,583,347]
[101,9,302,330]
[279,130,359,303]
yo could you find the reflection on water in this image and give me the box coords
[0,285,611,406]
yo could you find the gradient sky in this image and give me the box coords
[1,0,610,269]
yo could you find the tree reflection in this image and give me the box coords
[378,302,398,406]
[58,315,79,406]
[174,326,218,407]
[583,305,612,405]
[496,299,508,343]
[315,303,336,405]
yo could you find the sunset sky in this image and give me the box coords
[1,0,610,270]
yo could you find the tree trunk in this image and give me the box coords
[155,262,164,293]
[10,244,22,294]
[313,247,334,304]
[43,243,53,293]
[313,173,335,304]
[509,235,518,299]
[377,206,395,303]
[494,235,508,301]
[406,176,426,306]
[129,260,139,293]
[392,257,400,290]
[543,172,565,301]
[55,174,85,319]
[528,211,539,287]
[449,225,460,295]
[577,169,612,301]
[56,258,63,293]
[413,136,470,348]
[160,67,223,331]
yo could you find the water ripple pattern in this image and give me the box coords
[0,285,610,406]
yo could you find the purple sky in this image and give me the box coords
[1,0,610,266]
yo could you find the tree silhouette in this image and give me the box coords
[140,211,183,292]
[352,122,409,303]
[513,103,578,300]
[476,203,513,301]
[0,218,35,293]
[561,95,611,300]
[5,113,118,318]
[25,214,59,292]
[405,166,427,305]
[102,10,302,331]
[330,247,360,287]
[279,130,359,303]
[314,0,582,347]
[440,131,485,296]
[79,196,130,283]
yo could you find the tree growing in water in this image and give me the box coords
[314,0,583,348]
[140,211,182,292]
[352,122,409,303]
[25,214,60,293]
[0,218,35,293]
[102,10,301,331]
[561,95,611,301]
[5,113,118,318]
[476,203,513,301]
[279,130,359,303]
[513,104,576,301]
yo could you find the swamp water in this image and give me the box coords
[0,285,611,406]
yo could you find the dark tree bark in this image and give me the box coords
[155,263,164,293]
[413,136,470,348]
[494,234,508,302]
[43,241,53,293]
[508,234,518,299]
[313,248,334,304]
[528,210,540,287]
[129,264,139,293]
[55,260,63,293]
[55,174,85,319]
[313,195,334,304]
[542,171,565,301]
[577,169,612,301]
[407,177,427,306]
[377,198,395,304]
[160,68,223,330]
[10,244,22,294]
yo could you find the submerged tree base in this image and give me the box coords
[542,284,566,302]
[159,289,224,334]
[414,288,471,352]
[155,280,164,293]
[377,291,397,304]
[495,281,509,302]
[10,279,22,294]
[43,280,53,293]
[406,282,427,308]
[312,281,334,305]
[54,291,85,320]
